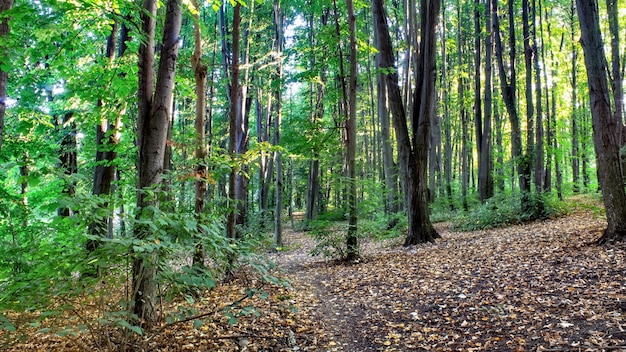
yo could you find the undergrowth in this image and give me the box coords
[452,192,570,231]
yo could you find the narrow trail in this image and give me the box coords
[270,210,626,352]
[270,216,401,351]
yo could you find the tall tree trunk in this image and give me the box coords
[191,0,208,266]
[88,20,127,251]
[373,0,440,246]
[522,0,535,204]
[533,0,545,195]
[305,12,322,224]
[134,0,182,326]
[441,1,455,210]
[480,0,494,202]
[227,3,241,240]
[605,0,624,131]
[458,2,469,211]
[346,0,358,260]
[493,0,527,208]
[577,0,626,242]
[571,0,580,193]
[0,0,13,154]
[273,0,284,247]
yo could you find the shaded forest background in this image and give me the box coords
[1,0,626,348]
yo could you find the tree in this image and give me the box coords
[227,2,242,240]
[493,0,529,210]
[191,0,208,266]
[345,0,358,259]
[372,0,440,246]
[480,0,494,202]
[88,20,128,251]
[273,0,284,247]
[576,0,626,242]
[134,0,183,325]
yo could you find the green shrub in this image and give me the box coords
[453,192,568,231]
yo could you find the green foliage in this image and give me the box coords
[358,211,407,241]
[453,192,569,231]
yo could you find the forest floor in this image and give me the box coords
[270,206,626,352]
[5,200,626,351]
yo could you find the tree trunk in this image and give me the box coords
[191,0,208,267]
[458,3,469,211]
[493,0,527,208]
[441,1,455,210]
[522,0,535,208]
[88,20,127,252]
[227,3,241,240]
[533,0,545,195]
[372,0,440,246]
[0,0,13,154]
[571,0,580,194]
[605,0,624,130]
[346,0,358,260]
[133,0,182,326]
[58,112,77,217]
[577,0,626,242]
[273,0,284,247]
[480,0,494,202]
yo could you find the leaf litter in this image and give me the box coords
[4,208,626,351]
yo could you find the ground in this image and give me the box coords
[4,207,626,351]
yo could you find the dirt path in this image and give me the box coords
[270,220,401,351]
[271,212,626,352]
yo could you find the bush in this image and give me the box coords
[453,192,568,231]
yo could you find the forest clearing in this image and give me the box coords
[4,200,626,351]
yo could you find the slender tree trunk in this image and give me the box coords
[345,0,358,259]
[88,21,127,251]
[134,0,182,325]
[493,0,527,208]
[0,0,13,154]
[191,0,208,266]
[533,0,544,195]
[227,3,242,240]
[480,0,494,201]
[522,0,535,204]
[458,3,469,210]
[571,0,580,193]
[441,1,454,210]
[273,0,284,247]
[577,0,626,242]
[605,0,624,130]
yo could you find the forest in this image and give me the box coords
[1,0,626,349]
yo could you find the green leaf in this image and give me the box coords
[193,319,202,329]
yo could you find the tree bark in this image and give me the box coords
[480,0,494,202]
[273,0,284,247]
[227,3,241,240]
[493,0,527,207]
[577,0,626,242]
[605,0,624,130]
[570,0,580,193]
[133,0,182,325]
[372,0,440,246]
[191,0,208,266]
[88,20,127,251]
[441,1,454,209]
[346,0,358,260]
